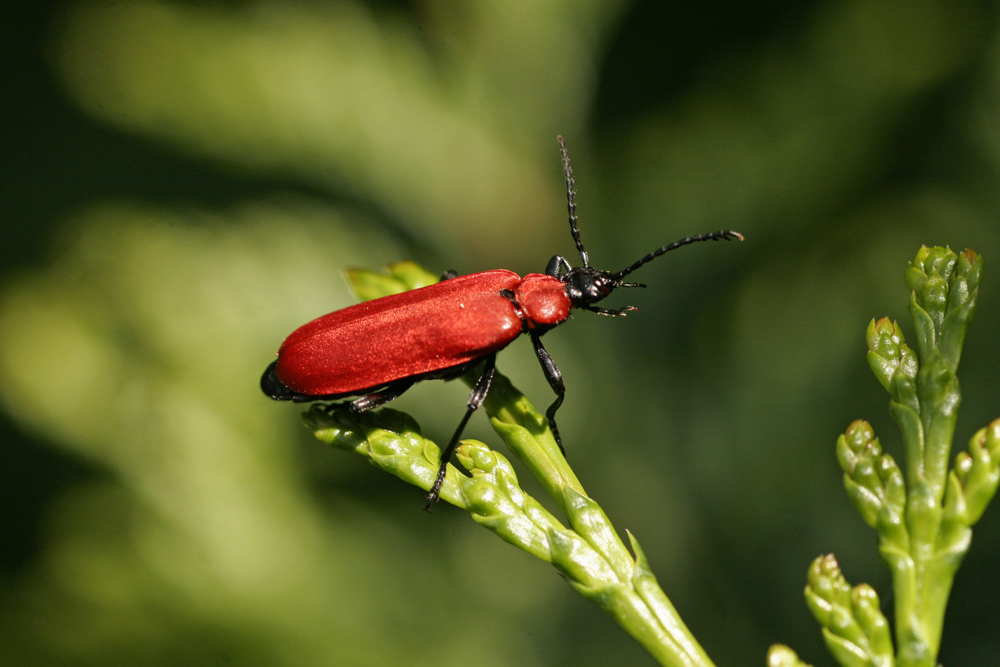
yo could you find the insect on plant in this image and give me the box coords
[261,137,743,509]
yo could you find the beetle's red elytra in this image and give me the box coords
[262,136,743,509]
[274,270,529,396]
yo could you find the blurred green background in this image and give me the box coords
[2,0,999,665]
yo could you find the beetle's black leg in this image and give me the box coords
[440,269,459,281]
[349,378,416,413]
[425,354,498,510]
[530,332,566,453]
[545,255,573,279]
[584,305,638,317]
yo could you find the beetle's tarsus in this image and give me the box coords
[586,305,637,317]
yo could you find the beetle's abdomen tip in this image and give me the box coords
[261,360,297,401]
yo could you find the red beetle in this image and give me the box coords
[262,137,742,508]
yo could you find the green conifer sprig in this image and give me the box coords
[778,247,995,667]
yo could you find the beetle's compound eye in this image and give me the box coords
[590,274,615,299]
[582,277,604,301]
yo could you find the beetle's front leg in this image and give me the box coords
[545,255,573,279]
[530,332,566,453]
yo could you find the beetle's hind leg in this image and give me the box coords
[424,354,497,510]
[347,378,416,413]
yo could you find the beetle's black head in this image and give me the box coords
[562,267,630,307]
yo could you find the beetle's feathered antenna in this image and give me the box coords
[615,230,743,280]
[558,136,589,268]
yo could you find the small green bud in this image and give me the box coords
[951,419,1000,526]
[954,450,973,477]
[838,422,906,534]
[820,630,873,667]
[805,555,852,625]
[877,453,907,523]
[905,246,957,361]
[959,248,983,292]
[843,420,877,457]
[850,584,893,662]
[984,417,1000,458]
[805,555,893,667]
[866,318,903,392]
[874,455,908,553]
[866,318,902,358]
[903,246,982,373]
[939,471,972,560]
[939,261,980,372]
[767,644,814,667]
[917,274,949,330]
[865,318,919,416]
[906,246,957,294]
[888,346,920,415]
[908,291,938,368]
